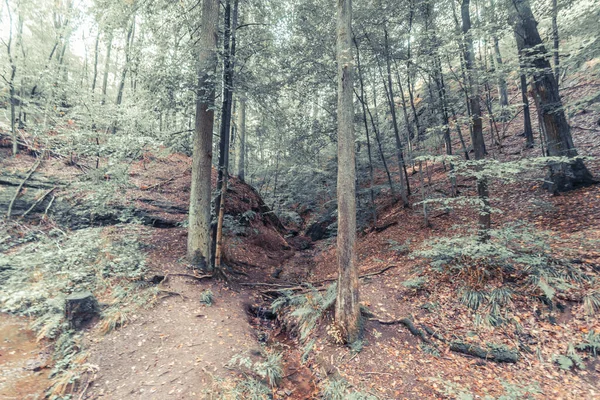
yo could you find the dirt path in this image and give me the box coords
[0,314,51,400]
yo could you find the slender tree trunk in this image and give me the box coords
[213,0,238,269]
[187,0,219,270]
[91,30,100,93]
[101,32,113,105]
[520,71,534,148]
[354,37,377,225]
[383,26,409,206]
[509,0,594,192]
[393,60,414,167]
[235,97,247,181]
[369,71,395,197]
[112,16,135,135]
[4,0,18,156]
[335,0,359,345]
[462,0,490,241]
[551,0,559,82]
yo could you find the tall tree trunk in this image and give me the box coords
[112,16,135,135]
[91,30,100,93]
[461,0,490,241]
[213,0,238,269]
[509,0,594,192]
[551,0,559,82]
[383,26,409,206]
[335,0,359,345]
[370,70,396,197]
[4,0,18,156]
[187,0,219,270]
[235,97,247,181]
[393,63,414,163]
[101,32,113,105]
[354,37,377,225]
[520,71,534,148]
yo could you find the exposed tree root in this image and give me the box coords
[369,316,432,344]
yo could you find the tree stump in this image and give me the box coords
[65,291,99,329]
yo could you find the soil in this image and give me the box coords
[0,314,51,400]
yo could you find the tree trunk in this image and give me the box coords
[461,0,490,241]
[91,30,100,93]
[335,0,360,344]
[383,26,409,207]
[101,32,113,105]
[235,97,246,181]
[509,0,594,192]
[520,72,534,148]
[112,16,135,135]
[213,0,238,269]
[354,36,377,225]
[187,0,220,270]
[551,0,559,82]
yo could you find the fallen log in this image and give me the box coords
[449,342,519,363]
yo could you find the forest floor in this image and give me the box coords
[1,72,600,399]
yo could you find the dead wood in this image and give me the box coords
[6,159,42,218]
[372,221,398,233]
[449,341,519,363]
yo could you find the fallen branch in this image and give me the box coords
[158,289,189,300]
[6,159,41,219]
[372,221,398,233]
[21,187,56,218]
[166,273,212,281]
[449,341,519,363]
[141,176,178,191]
[369,316,431,344]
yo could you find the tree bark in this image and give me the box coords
[235,97,246,181]
[91,30,100,93]
[335,0,360,344]
[509,0,594,192]
[187,0,220,270]
[461,0,491,241]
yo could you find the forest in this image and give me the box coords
[1,0,599,398]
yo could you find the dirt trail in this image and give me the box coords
[0,314,50,400]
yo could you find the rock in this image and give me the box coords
[65,291,99,329]
[305,214,336,241]
[24,358,44,372]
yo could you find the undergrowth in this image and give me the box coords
[0,226,153,399]
[272,282,338,341]
[414,224,598,327]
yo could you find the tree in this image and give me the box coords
[235,97,247,181]
[335,0,360,344]
[187,0,220,270]
[461,0,491,240]
[508,0,595,192]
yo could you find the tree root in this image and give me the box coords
[369,316,431,344]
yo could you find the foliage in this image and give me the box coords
[414,224,596,326]
[272,283,337,341]
[553,343,586,370]
[402,277,428,290]
[200,289,214,306]
[227,350,283,388]
[321,377,379,400]
[576,330,600,357]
